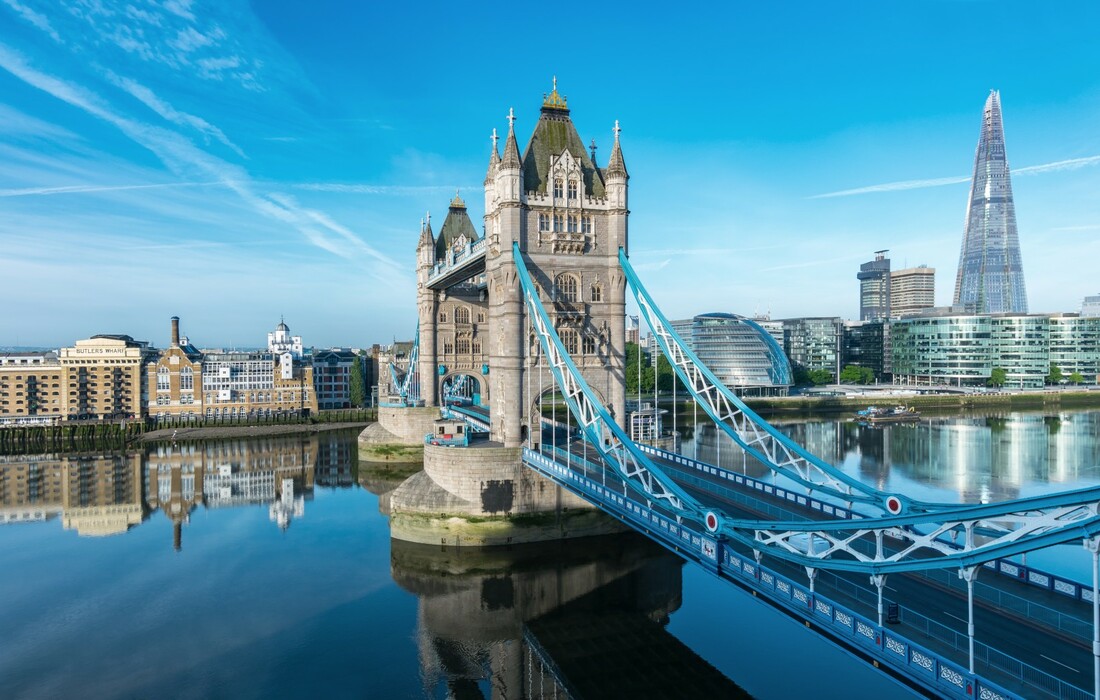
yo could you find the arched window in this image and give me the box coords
[156,366,170,391]
[180,366,194,390]
[555,274,578,302]
[439,309,448,323]
[456,338,470,354]
[560,329,579,355]
[568,180,578,199]
[590,282,602,302]
[583,335,596,354]
[455,307,470,324]
[553,179,564,198]
[477,311,485,323]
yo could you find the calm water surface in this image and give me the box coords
[4,413,1098,698]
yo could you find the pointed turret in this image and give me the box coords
[519,78,605,198]
[605,120,628,211]
[485,128,501,183]
[497,108,522,202]
[435,194,479,260]
[416,212,435,268]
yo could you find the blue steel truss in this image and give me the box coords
[515,242,1100,576]
[386,322,420,406]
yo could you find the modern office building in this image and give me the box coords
[891,311,1100,387]
[781,317,842,378]
[841,321,889,381]
[857,250,891,321]
[891,266,936,316]
[1081,295,1100,318]
[953,91,1028,314]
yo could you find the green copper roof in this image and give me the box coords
[435,195,480,259]
[521,107,606,198]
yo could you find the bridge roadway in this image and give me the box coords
[535,426,1094,700]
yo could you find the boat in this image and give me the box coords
[855,405,921,423]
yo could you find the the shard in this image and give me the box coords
[952,90,1028,314]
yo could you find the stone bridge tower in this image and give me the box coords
[413,82,627,449]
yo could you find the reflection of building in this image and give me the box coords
[0,454,64,524]
[316,435,355,487]
[269,478,305,530]
[61,454,144,536]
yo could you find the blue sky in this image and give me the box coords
[2,1,1098,348]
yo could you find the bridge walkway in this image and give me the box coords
[536,430,1093,700]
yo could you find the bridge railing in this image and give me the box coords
[523,446,1030,700]
[642,442,1097,645]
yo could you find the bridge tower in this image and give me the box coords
[484,81,628,446]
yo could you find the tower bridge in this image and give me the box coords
[370,84,1100,699]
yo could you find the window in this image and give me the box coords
[455,307,470,324]
[568,180,578,199]
[567,216,578,233]
[555,274,578,302]
[477,311,485,323]
[560,329,579,355]
[582,216,592,234]
[180,367,193,390]
[156,366,170,391]
[553,214,563,232]
[472,340,481,355]
[444,341,454,354]
[553,179,563,198]
[456,338,470,354]
[439,309,448,323]
[583,335,596,354]
[538,213,549,231]
[591,283,603,302]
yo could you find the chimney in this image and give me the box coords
[171,316,180,346]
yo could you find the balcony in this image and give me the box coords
[549,231,587,255]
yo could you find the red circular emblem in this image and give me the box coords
[705,512,719,532]
[886,496,902,515]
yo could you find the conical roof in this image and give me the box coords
[485,128,501,183]
[435,195,480,259]
[607,120,628,179]
[520,82,605,197]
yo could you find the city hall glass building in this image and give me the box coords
[669,313,792,396]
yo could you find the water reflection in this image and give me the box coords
[0,432,357,545]
[690,409,1100,504]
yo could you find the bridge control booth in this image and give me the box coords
[424,417,469,447]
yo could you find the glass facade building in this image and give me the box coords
[891,312,1100,387]
[857,251,891,321]
[953,91,1028,314]
[782,317,842,378]
[661,313,791,396]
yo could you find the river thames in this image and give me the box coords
[3,410,1099,699]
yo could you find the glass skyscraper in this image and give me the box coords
[953,90,1028,314]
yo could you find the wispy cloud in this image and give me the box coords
[1,0,61,43]
[293,183,474,195]
[810,155,1100,199]
[0,42,398,271]
[106,72,244,156]
[759,255,862,272]
[633,258,672,272]
[0,181,222,198]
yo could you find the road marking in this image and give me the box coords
[1040,655,1079,673]
[943,611,967,624]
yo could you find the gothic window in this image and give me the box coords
[553,179,563,198]
[156,366,170,391]
[538,213,549,231]
[583,335,596,354]
[560,329,579,355]
[455,307,470,324]
[555,274,579,302]
[553,214,563,232]
[444,341,454,354]
[180,367,193,390]
[590,282,603,302]
[477,311,485,323]
[567,216,578,233]
[439,309,448,323]
[582,216,592,234]
[568,180,578,199]
[456,338,470,354]
[472,340,482,355]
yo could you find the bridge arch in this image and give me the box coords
[440,370,487,407]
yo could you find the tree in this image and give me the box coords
[988,367,1007,388]
[807,369,834,386]
[839,365,875,385]
[1069,371,1085,386]
[1046,363,1064,386]
[349,353,366,407]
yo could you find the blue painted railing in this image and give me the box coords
[525,446,1081,700]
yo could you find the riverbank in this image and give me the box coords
[744,389,1100,416]
[141,421,369,442]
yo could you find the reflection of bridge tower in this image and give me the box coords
[417,81,628,446]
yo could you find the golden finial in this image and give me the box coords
[542,76,568,110]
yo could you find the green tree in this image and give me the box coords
[839,365,863,384]
[1046,363,1064,385]
[807,369,834,385]
[988,367,1007,387]
[1069,371,1085,386]
[349,353,366,407]
[792,365,812,386]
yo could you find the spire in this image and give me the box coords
[501,108,521,169]
[953,90,1027,313]
[417,213,434,249]
[541,75,568,112]
[607,119,627,178]
[485,128,500,184]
